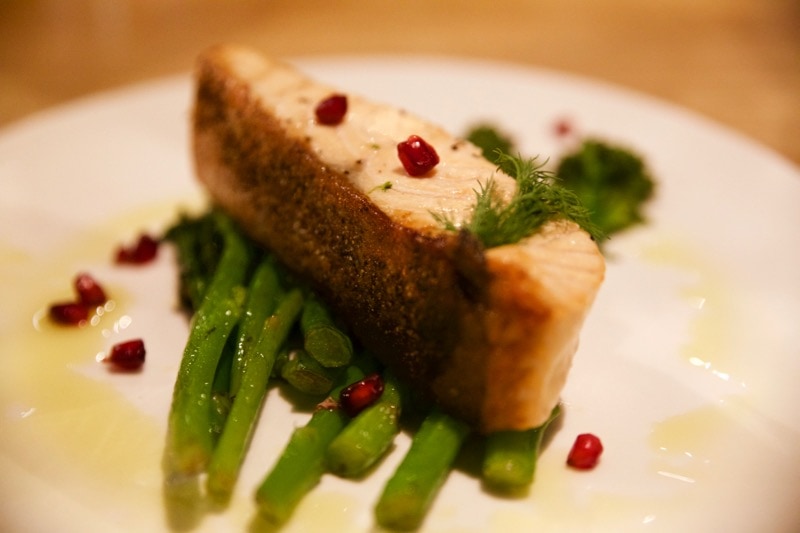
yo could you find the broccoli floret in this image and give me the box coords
[556,139,655,238]
[465,124,517,176]
[466,124,514,158]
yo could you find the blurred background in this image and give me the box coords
[1,0,798,164]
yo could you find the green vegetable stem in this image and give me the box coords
[209,336,235,442]
[206,287,304,503]
[481,404,561,494]
[254,365,365,527]
[374,409,470,531]
[300,294,354,368]
[229,256,283,396]
[163,212,250,478]
[279,347,341,396]
[326,371,403,478]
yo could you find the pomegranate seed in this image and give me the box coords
[49,302,89,325]
[553,117,574,138]
[339,373,384,417]
[567,433,604,469]
[397,135,440,177]
[115,233,159,264]
[74,272,107,306]
[104,339,146,371]
[315,94,348,125]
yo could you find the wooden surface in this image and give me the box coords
[1,0,798,164]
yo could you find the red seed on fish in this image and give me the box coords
[339,373,384,417]
[397,135,439,177]
[567,433,604,469]
[315,94,348,125]
[104,339,146,371]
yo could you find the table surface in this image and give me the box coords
[1,0,798,165]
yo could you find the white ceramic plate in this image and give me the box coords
[1,56,799,533]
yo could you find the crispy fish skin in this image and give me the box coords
[192,45,605,432]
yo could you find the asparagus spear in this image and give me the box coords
[325,371,402,478]
[280,347,341,395]
[481,404,561,493]
[300,294,353,368]
[206,287,304,502]
[163,212,250,477]
[374,409,470,531]
[255,365,365,527]
[270,344,291,378]
[229,256,283,396]
[209,336,236,442]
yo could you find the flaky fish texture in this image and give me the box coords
[192,45,605,432]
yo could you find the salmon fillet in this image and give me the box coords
[192,45,605,432]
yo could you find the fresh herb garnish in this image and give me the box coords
[460,123,656,246]
[433,152,602,248]
[369,181,393,193]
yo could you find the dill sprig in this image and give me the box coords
[433,152,602,248]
